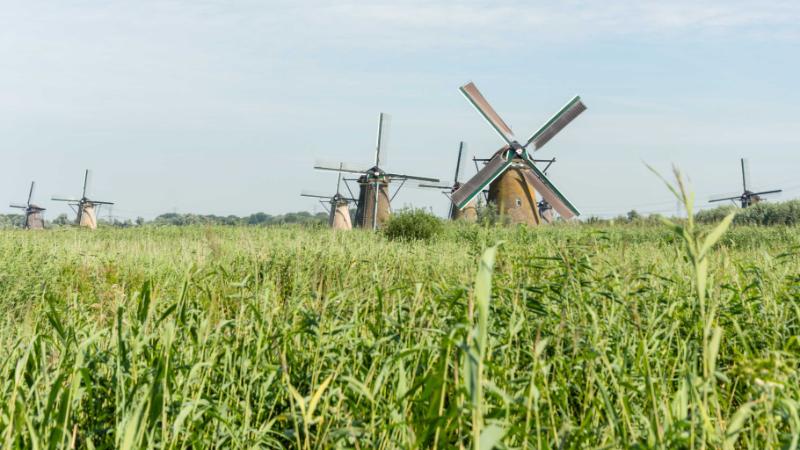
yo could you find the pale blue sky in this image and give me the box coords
[3,0,799,219]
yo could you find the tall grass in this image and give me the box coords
[0,212,799,448]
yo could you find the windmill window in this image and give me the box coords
[515,198,522,207]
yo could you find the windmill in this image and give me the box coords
[51,170,115,229]
[419,141,477,221]
[451,82,587,225]
[315,113,440,230]
[9,181,46,229]
[709,158,782,208]
[301,164,357,230]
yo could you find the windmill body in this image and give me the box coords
[10,181,46,229]
[79,203,98,229]
[451,82,586,225]
[355,170,391,228]
[331,197,353,230]
[314,113,439,230]
[52,170,114,230]
[709,158,782,208]
[487,154,542,225]
[25,208,46,229]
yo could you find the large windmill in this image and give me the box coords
[419,141,477,221]
[52,170,115,229]
[9,181,45,229]
[315,113,440,230]
[301,164,357,230]
[709,158,782,208]
[451,82,587,225]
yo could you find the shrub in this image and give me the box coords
[382,209,444,241]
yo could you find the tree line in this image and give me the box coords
[0,211,329,229]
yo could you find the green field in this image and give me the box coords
[2,219,800,448]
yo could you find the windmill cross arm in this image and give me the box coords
[9,203,27,209]
[385,173,440,182]
[708,196,741,203]
[751,189,782,196]
[418,184,452,190]
[314,165,366,175]
[300,193,330,199]
[90,201,115,205]
[52,197,79,202]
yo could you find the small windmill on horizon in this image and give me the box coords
[709,158,782,208]
[52,170,115,229]
[301,163,358,230]
[9,181,46,229]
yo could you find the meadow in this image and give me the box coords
[1,213,800,448]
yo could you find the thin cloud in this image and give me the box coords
[300,0,800,47]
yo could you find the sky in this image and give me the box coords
[2,0,799,220]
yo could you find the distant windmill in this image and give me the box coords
[419,142,477,221]
[709,158,782,208]
[451,82,586,225]
[301,164,357,230]
[315,113,440,230]
[52,170,115,229]
[9,181,45,229]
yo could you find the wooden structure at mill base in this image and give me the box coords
[52,170,114,230]
[451,82,587,225]
[315,113,439,230]
[9,181,46,229]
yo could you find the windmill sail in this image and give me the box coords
[451,150,512,209]
[459,82,517,144]
[525,96,587,151]
[375,113,391,167]
[454,142,467,184]
[521,155,580,219]
[82,170,90,198]
[27,182,35,205]
[741,158,750,192]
